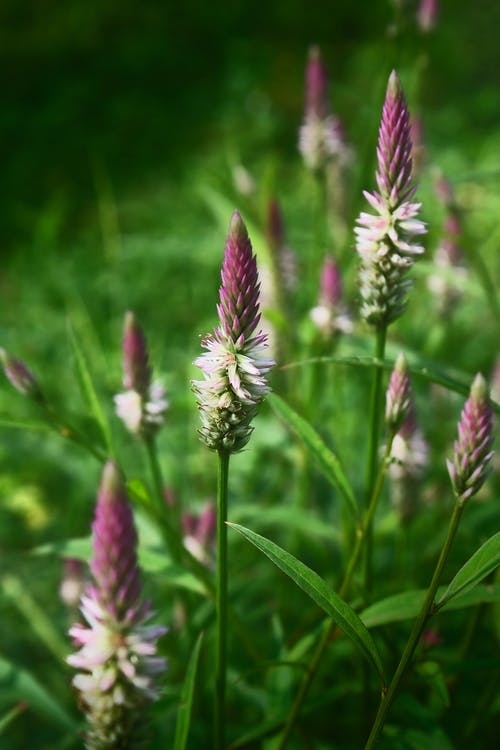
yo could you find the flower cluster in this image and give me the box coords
[67,462,167,749]
[114,312,168,437]
[355,70,426,326]
[298,46,350,172]
[192,211,274,453]
[447,374,494,503]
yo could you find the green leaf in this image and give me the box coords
[360,583,500,628]
[0,702,28,735]
[228,522,385,685]
[436,531,500,609]
[0,418,52,433]
[173,632,204,750]
[67,318,113,454]
[0,655,75,730]
[282,353,500,415]
[267,393,358,520]
[31,537,207,596]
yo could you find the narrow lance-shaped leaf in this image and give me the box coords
[360,583,500,628]
[0,655,76,730]
[174,632,204,750]
[228,522,385,685]
[268,393,358,520]
[436,531,500,609]
[67,318,114,455]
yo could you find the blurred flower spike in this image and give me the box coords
[114,312,168,437]
[0,348,45,402]
[385,353,412,432]
[67,461,167,749]
[310,255,352,337]
[447,374,494,503]
[192,211,274,453]
[417,0,439,33]
[355,71,426,326]
[299,46,350,172]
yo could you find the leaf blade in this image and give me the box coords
[173,632,204,750]
[436,532,500,609]
[267,393,358,519]
[67,318,113,455]
[228,522,385,684]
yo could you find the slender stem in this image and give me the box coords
[363,500,465,750]
[215,450,230,750]
[276,437,395,749]
[363,324,387,595]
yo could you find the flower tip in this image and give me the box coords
[387,69,402,98]
[100,460,125,502]
[471,372,488,401]
[395,352,408,372]
[229,210,248,241]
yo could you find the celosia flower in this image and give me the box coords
[0,348,45,402]
[389,410,429,521]
[310,255,352,336]
[417,0,439,33]
[114,312,168,437]
[428,175,467,313]
[67,462,167,749]
[192,211,274,453]
[385,353,412,432]
[299,46,350,172]
[446,374,494,502]
[355,71,426,326]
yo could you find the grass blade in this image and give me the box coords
[67,318,113,455]
[173,631,204,750]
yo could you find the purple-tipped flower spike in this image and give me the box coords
[310,255,352,337]
[114,312,168,437]
[299,46,350,172]
[122,311,152,394]
[67,462,167,749]
[385,353,412,432]
[193,211,274,453]
[417,0,439,33]
[446,374,494,503]
[0,348,45,402]
[355,71,426,326]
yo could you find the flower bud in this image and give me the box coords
[446,374,494,502]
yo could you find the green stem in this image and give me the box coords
[276,437,395,749]
[215,450,230,750]
[363,500,465,750]
[363,325,387,595]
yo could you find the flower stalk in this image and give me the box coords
[193,211,273,749]
[364,374,494,749]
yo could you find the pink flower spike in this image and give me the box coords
[193,212,274,453]
[447,374,494,503]
[67,461,167,747]
[355,70,426,326]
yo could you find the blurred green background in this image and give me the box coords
[1,1,499,748]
